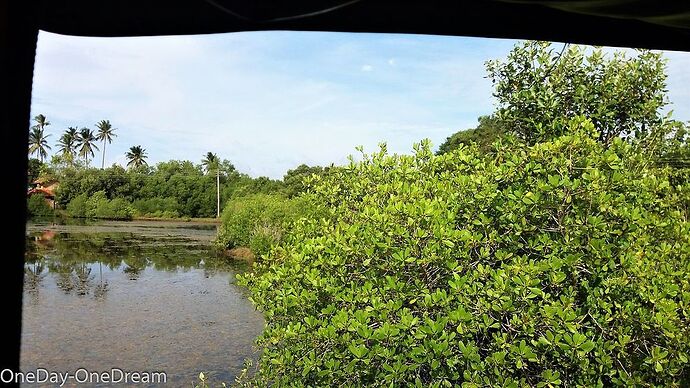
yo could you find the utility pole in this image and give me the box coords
[216,168,220,218]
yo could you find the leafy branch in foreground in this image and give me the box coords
[240,118,690,387]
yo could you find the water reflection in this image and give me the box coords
[24,260,46,303]
[22,221,263,387]
[94,262,109,299]
[25,230,247,283]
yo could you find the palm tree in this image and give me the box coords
[28,126,52,162]
[33,114,50,131]
[77,127,99,166]
[201,152,221,217]
[126,146,148,168]
[57,127,79,161]
[201,152,219,173]
[95,120,117,169]
[30,114,52,161]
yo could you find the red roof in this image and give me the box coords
[27,187,55,198]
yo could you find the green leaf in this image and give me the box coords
[580,340,595,353]
[348,344,368,359]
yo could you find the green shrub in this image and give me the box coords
[93,197,135,220]
[248,224,284,256]
[66,191,134,220]
[27,194,54,217]
[215,193,318,257]
[146,210,180,219]
[85,191,108,218]
[132,196,182,217]
[66,193,89,217]
[283,164,326,197]
[239,119,690,386]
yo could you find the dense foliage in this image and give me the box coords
[283,164,328,198]
[239,121,690,386]
[655,120,690,170]
[486,42,670,146]
[65,191,135,220]
[436,116,504,156]
[27,114,305,221]
[215,193,319,256]
[31,152,322,223]
[49,159,284,219]
[26,194,54,217]
[27,158,43,184]
[131,197,183,219]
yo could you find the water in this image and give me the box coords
[21,220,264,387]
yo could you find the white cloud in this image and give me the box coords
[360,64,373,72]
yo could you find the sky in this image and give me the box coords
[31,31,690,179]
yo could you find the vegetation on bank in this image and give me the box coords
[239,126,690,386]
[215,193,323,257]
[27,194,55,217]
[65,191,135,220]
[234,42,690,386]
[27,155,326,222]
[27,109,327,224]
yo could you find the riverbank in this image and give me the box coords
[133,216,220,223]
[27,219,220,242]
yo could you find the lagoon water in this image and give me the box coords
[21,220,264,387]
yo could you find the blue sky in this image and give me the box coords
[31,31,690,178]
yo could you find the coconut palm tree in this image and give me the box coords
[95,120,117,169]
[126,146,148,168]
[33,114,50,131]
[201,152,221,217]
[201,152,219,173]
[57,127,79,161]
[28,127,52,162]
[77,127,99,166]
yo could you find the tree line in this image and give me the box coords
[26,110,333,220]
[27,147,325,220]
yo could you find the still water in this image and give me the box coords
[21,220,264,387]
